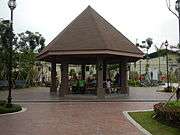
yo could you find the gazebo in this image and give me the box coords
[37,6,143,98]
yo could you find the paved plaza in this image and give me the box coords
[0,102,154,135]
[0,87,173,135]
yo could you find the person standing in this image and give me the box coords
[106,79,112,95]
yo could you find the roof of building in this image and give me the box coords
[148,49,179,59]
[37,6,143,60]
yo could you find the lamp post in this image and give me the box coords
[175,0,180,44]
[165,40,170,90]
[7,0,16,106]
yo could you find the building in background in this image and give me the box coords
[130,49,179,82]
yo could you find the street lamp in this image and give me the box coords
[7,0,16,106]
[165,40,170,90]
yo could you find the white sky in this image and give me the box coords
[0,0,179,53]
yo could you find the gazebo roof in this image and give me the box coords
[37,6,143,61]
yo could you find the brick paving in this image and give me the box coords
[0,87,174,101]
[0,102,154,135]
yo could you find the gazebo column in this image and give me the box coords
[121,63,129,95]
[97,58,105,98]
[103,63,107,81]
[59,63,69,97]
[50,62,57,93]
[119,64,122,87]
[81,64,85,80]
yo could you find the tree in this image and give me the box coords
[136,38,153,82]
[165,0,180,85]
[136,38,156,87]
[0,20,9,80]
[0,19,46,86]
[16,31,45,86]
[166,0,179,19]
[0,19,17,80]
[17,31,45,53]
[146,38,153,49]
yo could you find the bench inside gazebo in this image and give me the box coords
[37,6,143,98]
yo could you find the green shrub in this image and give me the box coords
[154,102,180,127]
[167,101,180,109]
[129,71,139,80]
[0,101,22,114]
[128,79,140,87]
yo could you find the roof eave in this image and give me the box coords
[38,50,144,60]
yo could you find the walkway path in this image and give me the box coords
[0,87,174,101]
[0,102,154,135]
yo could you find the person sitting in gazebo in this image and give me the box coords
[78,76,86,94]
[71,76,78,94]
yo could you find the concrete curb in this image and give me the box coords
[123,109,153,135]
[0,107,27,117]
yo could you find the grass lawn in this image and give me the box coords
[0,100,22,114]
[129,111,180,135]
[166,100,180,108]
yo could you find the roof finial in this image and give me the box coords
[87,5,91,8]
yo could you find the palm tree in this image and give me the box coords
[145,38,153,81]
[154,43,163,82]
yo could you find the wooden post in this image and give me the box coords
[59,63,69,96]
[97,58,105,98]
[50,62,57,93]
[119,64,122,87]
[121,63,129,95]
[103,63,107,81]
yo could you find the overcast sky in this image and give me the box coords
[0,0,179,53]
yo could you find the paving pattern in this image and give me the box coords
[0,102,154,135]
